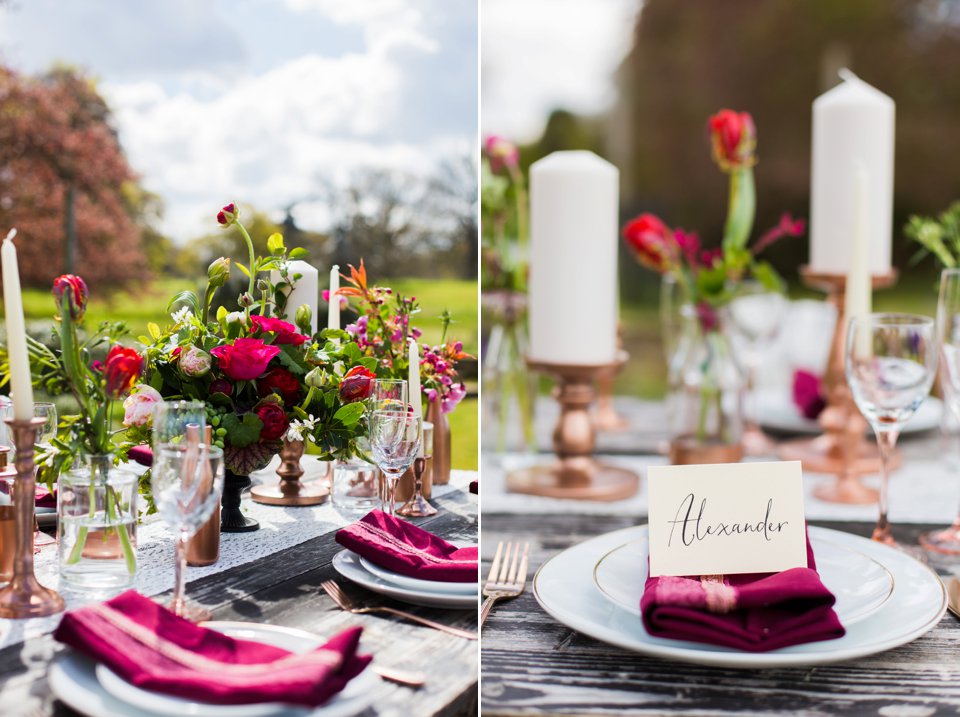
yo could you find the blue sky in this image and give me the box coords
[0,0,478,239]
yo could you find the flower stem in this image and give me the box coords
[237,222,257,317]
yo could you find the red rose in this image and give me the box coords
[249,315,309,345]
[52,274,88,320]
[210,378,233,396]
[255,403,288,441]
[210,338,281,381]
[104,346,143,399]
[708,110,756,171]
[217,202,238,226]
[338,365,375,403]
[623,213,675,273]
[483,135,519,173]
[257,367,301,406]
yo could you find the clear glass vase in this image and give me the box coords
[482,290,537,456]
[58,455,138,593]
[666,306,745,464]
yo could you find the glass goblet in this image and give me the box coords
[370,409,422,517]
[846,313,937,551]
[152,400,206,446]
[367,379,408,414]
[151,443,224,621]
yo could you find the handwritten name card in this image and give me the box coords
[647,461,807,578]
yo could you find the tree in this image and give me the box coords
[420,154,479,279]
[0,65,148,288]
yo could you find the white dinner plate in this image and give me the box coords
[358,555,479,595]
[332,550,477,609]
[534,525,946,668]
[36,506,57,528]
[593,534,893,627]
[49,622,377,717]
[757,390,943,436]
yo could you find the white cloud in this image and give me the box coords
[481,0,640,141]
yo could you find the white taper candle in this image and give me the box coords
[1,230,35,420]
[408,338,423,457]
[328,265,340,331]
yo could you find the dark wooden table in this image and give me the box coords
[0,487,479,717]
[481,512,960,717]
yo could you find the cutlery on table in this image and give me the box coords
[320,579,478,640]
[372,664,427,688]
[481,541,529,627]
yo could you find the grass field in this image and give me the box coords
[10,276,479,470]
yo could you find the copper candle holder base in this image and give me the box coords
[776,268,898,503]
[251,442,330,507]
[0,417,64,619]
[594,349,631,432]
[397,457,437,517]
[506,359,640,501]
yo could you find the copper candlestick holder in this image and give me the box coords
[507,359,640,501]
[0,417,64,619]
[594,346,631,432]
[251,439,330,506]
[778,267,899,504]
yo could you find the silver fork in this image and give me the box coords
[481,541,529,626]
[320,580,478,640]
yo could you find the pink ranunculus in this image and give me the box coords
[211,338,281,381]
[122,385,162,427]
[484,135,520,173]
[179,345,212,378]
[249,315,309,345]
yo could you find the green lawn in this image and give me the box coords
[10,276,479,471]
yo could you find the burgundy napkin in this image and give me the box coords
[128,445,153,467]
[35,485,56,508]
[640,534,844,652]
[469,480,478,495]
[336,509,478,583]
[793,369,825,420]
[54,590,371,707]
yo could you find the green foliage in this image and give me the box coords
[222,412,264,448]
[905,201,960,269]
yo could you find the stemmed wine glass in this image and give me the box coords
[398,421,436,517]
[151,440,224,621]
[367,379,408,413]
[846,313,937,549]
[921,269,960,555]
[370,409,422,517]
[727,281,788,455]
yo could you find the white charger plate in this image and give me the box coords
[358,555,479,595]
[49,621,377,717]
[332,550,477,609]
[757,391,943,436]
[592,534,893,627]
[534,525,946,668]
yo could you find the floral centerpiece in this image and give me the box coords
[622,110,805,462]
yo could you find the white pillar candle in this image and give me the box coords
[1,230,35,420]
[809,69,895,276]
[528,151,619,365]
[844,163,872,355]
[408,339,423,457]
[270,260,318,335]
[327,265,340,331]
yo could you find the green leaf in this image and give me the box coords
[166,291,201,316]
[289,247,308,260]
[236,263,251,278]
[267,233,285,255]
[276,346,307,375]
[147,323,161,340]
[222,412,264,448]
[333,402,365,428]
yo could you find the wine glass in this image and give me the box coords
[398,421,436,517]
[846,313,937,549]
[370,409,422,517]
[921,269,960,555]
[153,400,207,446]
[151,442,224,621]
[367,379,408,414]
[727,282,788,455]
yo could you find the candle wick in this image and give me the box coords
[837,67,858,83]
[3,229,16,243]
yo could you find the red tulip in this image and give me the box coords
[254,403,289,441]
[623,213,675,272]
[217,202,238,226]
[249,314,309,345]
[210,338,280,381]
[52,274,88,320]
[338,365,375,403]
[707,110,756,171]
[104,346,143,399]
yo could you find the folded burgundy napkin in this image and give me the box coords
[336,509,478,583]
[54,590,371,707]
[128,445,153,467]
[793,369,825,420]
[640,534,844,652]
[469,480,478,494]
[35,485,56,508]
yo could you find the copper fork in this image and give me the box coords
[481,541,529,626]
[320,580,478,640]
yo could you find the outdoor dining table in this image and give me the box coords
[480,398,960,716]
[0,460,479,717]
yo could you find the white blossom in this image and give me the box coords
[170,307,193,326]
[285,415,318,443]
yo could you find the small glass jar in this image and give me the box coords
[331,457,380,516]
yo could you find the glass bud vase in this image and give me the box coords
[482,290,537,457]
[58,455,138,593]
[666,306,745,464]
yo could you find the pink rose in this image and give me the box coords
[211,338,281,381]
[250,315,309,346]
[122,385,162,427]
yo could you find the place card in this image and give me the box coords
[647,461,807,578]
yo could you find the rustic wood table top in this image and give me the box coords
[0,486,479,717]
[480,513,960,717]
